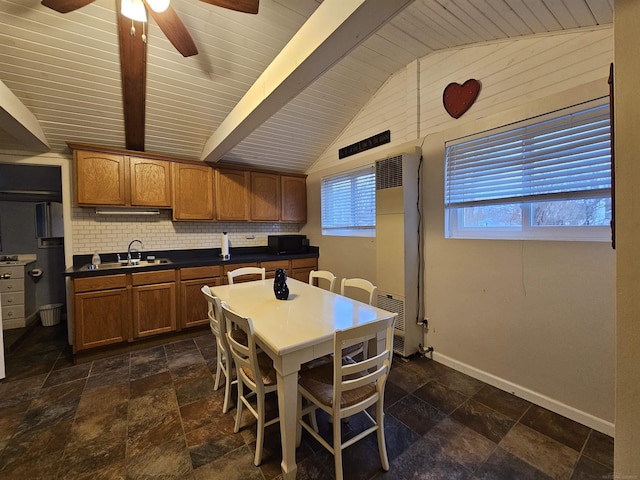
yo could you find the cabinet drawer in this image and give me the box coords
[74,274,127,293]
[1,291,24,307]
[260,260,290,271]
[2,304,25,321]
[180,265,221,281]
[131,270,176,286]
[0,266,25,280]
[291,257,317,269]
[0,279,22,293]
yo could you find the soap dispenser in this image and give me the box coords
[91,251,102,267]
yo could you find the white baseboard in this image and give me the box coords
[431,352,615,437]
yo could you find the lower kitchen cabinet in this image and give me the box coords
[290,257,318,282]
[261,260,290,279]
[73,274,129,352]
[131,270,177,338]
[179,266,222,329]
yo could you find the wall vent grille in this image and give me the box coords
[375,155,403,190]
[378,293,410,356]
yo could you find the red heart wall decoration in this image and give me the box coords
[443,79,481,119]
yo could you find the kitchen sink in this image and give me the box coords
[85,258,172,270]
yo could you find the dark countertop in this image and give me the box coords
[65,246,319,278]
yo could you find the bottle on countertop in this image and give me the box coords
[91,251,102,266]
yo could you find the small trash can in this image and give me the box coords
[39,303,63,327]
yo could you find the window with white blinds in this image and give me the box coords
[321,166,375,236]
[445,98,612,241]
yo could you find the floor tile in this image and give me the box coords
[450,398,516,443]
[520,404,591,452]
[413,380,468,414]
[472,384,532,421]
[500,423,579,480]
[387,394,446,436]
[581,430,614,469]
[475,447,553,480]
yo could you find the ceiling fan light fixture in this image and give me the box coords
[121,0,147,22]
[147,0,170,13]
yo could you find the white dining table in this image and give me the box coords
[210,277,396,480]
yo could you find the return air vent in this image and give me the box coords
[375,155,403,190]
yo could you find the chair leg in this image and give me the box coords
[333,410,344,480]
[254,392,265,466]
[376,402,389,471]
[213,348,223,390]
[234,378,243,434]
[222,360,232,414]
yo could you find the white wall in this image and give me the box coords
[303,26,615,434]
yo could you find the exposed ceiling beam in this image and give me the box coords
[0,80,50,151]
[200,0,415,163]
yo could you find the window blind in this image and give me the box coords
[445,99,611,208]
[321,166,375,230]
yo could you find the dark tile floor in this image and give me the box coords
[0,322,614,479]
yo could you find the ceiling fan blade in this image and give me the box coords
[143,2,198,57]
[199,0,259,14]
[41,0,96,13]
[117,2,146,151]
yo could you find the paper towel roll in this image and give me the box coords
[221,232,230,257]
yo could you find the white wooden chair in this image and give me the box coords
[340,277,377,306]
[296,316,396,480]
[227,266,266,284]
[201,286,236,413]
[340,278,378,358]
[222,302,279,466]
[308,270,337,292]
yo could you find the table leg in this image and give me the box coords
[276,369,299,480]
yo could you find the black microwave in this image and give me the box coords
[268,235,308,255]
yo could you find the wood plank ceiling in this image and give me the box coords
[0,0,613,173]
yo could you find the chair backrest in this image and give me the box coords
[340,277,377,306]
[221,302,267,395]
[227,266,266,284]
[332,316,395,418]
[201,285,231,355]
[308,270,336,292]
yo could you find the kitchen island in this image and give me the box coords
[65,246,319,361]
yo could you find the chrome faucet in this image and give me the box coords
[127,239,144,264]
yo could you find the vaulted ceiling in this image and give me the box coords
[0,0,613,173]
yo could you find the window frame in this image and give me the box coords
[321,165,376,237]
[444,98,612,242]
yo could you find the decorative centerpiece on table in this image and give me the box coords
[273,268,289,300]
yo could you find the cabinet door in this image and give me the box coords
[281,175,307,222]
[75,150,127,206]
[260,260,290,279]
[74,288,128,352]
[216,169,250,221]
[130,157,172,207]
[132,282,176,338]
[290,257,317,282]
[251,172,280,221]
[180,277,221,329]
[172,163,214,220]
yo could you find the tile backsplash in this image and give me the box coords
[72,208,300,254]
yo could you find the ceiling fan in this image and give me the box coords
[41,0,259,151]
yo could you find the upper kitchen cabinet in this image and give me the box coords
[281,175,307,222]
[72,145,172,208]
[215,168,250,221]
[129,157,172,207]
[172,162,215,221]
[74,150,127,206]
[250,171,280,221]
